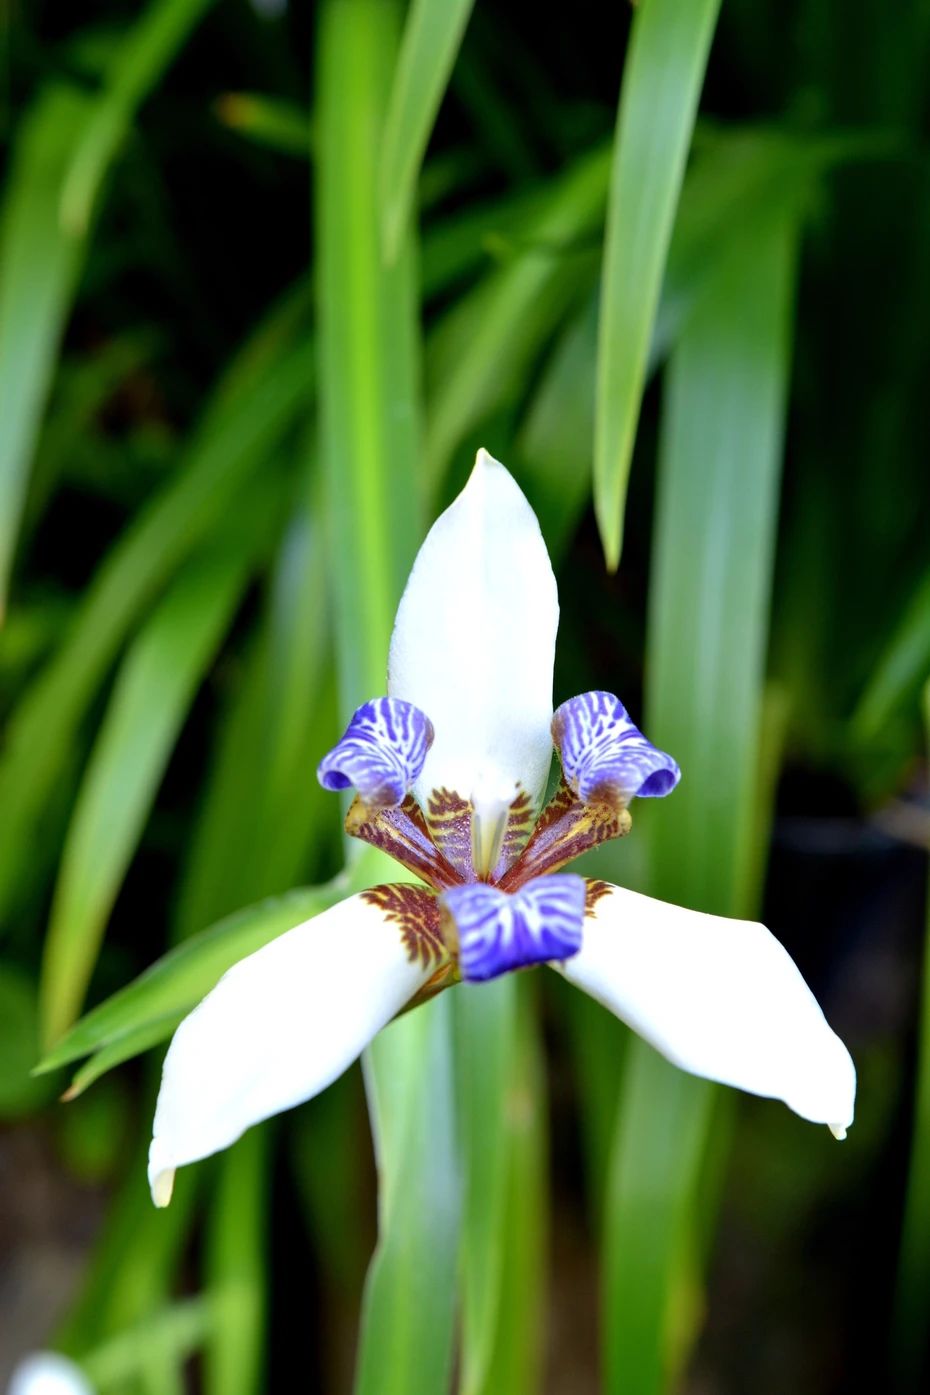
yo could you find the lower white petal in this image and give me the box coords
[557,883,855,1132]
[148,888,440,1205]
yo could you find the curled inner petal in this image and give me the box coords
[317,697,434,809]
[552,691,680,806]
[441,873,585,982]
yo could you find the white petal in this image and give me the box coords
[388,449,559,820]
[557,884,855,1131]
[148,890,436,1204]
[7,1355,94,1395]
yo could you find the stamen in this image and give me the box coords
[441,874,585,982]
[471,794,511,880]
[552,691,680,807]
[317,697,434,809]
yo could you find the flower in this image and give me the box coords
[148,450,855,1206]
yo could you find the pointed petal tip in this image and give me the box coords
[466,447,533,513]
[829,1124,848,1141]
[151,1165,175,1208]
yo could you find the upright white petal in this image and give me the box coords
[7,1355,94,1395]
[149,890,437,1205]
[388,449,559,823]
[557,884,855,1132]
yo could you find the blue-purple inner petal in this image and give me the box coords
[552,690,680,804]
[444,873,585,982]
[316,697,434,808]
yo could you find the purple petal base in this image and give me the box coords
[443,873,585,982]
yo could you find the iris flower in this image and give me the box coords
[149,451,854,1206]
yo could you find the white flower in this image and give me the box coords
[149,449,855,1205]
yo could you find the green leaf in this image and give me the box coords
[64,1015,186,1101]
[317,0,423,720]
[0,88,90,621]
[850,569,930,744]
[594,0,722,569]
[604,1052,715,1395]
[41,539,260,1048]
[354,997,460,1395]
[603,206,802,1394]
[516,294,599,561]
[456,978,518,1395]
[0,328,310,931]
[456,975,547,1395]
[58,1144,201,1359]
[37,882,349,1078]
[315,5,461,1392]
[0,963,54,1117]
[380,0,476,262]
[203,1130,270,1395]
[60,0,218,236]
[173,486,335,940]
[0,0,218,621]
[425,146,609,493]
[82,1298,212,1392]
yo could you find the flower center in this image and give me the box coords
[317,690,680,981]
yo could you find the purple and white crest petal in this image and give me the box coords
[388,450,559,823]
[317,697,434,808]
[443,873,585,982]
[552,691,680,805]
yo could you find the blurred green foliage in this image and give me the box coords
[1,1,928,1392]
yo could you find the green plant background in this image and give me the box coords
[1,1,928,1392]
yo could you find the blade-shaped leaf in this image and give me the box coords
[603,206,802,1394]
[315,5,460,1392]
[380,0,476,262]
[60,0,217,236]
[173,485,335,940]
[37,882,350,1078]
[425,146,609,493]
[0,88,90,621]
[456,978,518,1395]
[851,570,930,744]
[0,330,310,932]
[203,1130,270,1395]
[0,0,218,621]
[41,538,261,1047]
[594,0,721,569]
[456,975,547,1395]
